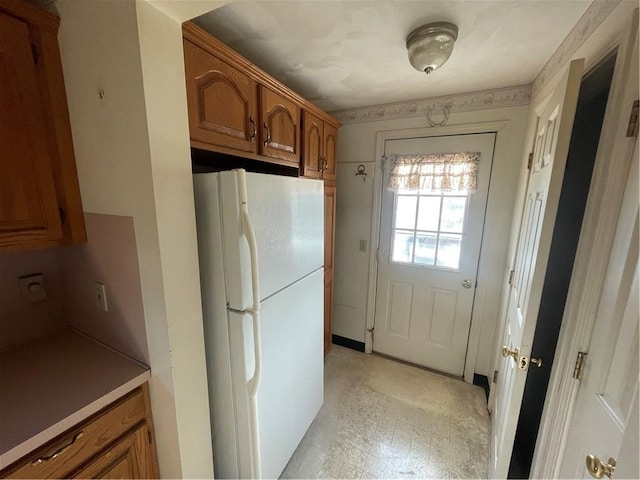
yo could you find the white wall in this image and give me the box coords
[334,105,528,377]
[55,0,214,476]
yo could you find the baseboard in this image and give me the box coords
[473,374,490,400]
[332,334,365,352]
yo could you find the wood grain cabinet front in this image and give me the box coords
[184,39,259,154]
[259,86,300,167]
[301,111,337,183]
[324,185,337,355]
[0,385,159,480]
[0,0,85,253]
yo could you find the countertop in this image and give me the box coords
[0,328,150,469]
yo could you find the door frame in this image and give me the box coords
[365,120,513,383]
[529,12,638,478]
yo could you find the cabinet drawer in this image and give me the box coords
[2,388,146,479]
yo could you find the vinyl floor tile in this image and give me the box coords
[280,346,490,479]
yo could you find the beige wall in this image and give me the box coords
[136,1,214,476]
[0,249,66,351]
[60,213,149,364]
[334,105,529,378]
[54,0,214,476]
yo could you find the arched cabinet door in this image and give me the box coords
[302,111,323,179]
[184,39,258,154]
[259,86,300,167]
[322,123,338,182]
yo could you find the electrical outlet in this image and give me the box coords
[18,274,47,304]
[94,282,108,312]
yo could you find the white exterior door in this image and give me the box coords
[490,58,584,478]
[373,133,495,376]
[558,142,638,479]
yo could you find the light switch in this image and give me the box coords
[94,282,109,312]
[359,239,368,252]
[18,274,47,304]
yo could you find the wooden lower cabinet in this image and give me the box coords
[1,384,158,480]
[72,425,155,479]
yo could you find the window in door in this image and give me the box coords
[390,189,468,270]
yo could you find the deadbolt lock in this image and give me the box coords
[586,455,616,479]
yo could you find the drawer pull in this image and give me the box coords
[31,431,83,466]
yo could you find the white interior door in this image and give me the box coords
[373,133,495,376]
[558,142,638,479]
[490,58,584,478]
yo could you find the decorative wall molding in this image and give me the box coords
[330,85,531,125]
[531,0,621,99]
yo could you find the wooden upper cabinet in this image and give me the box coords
[184,39,258,154]
[259,86,300,167]
[301,111,338,183]
[301,111,324,179]
[0,11,63,246]
[183,22,339,172]
[323,123,338,182]
[0,2,85,253]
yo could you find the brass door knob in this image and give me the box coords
[530,357,543,367]
[502,346,519,362]
[586,454,616,479]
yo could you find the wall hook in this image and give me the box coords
[355,164,367,182]
[426,105,450,127]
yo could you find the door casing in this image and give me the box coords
[367,120,514,383]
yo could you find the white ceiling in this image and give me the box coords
[195,1,591,112]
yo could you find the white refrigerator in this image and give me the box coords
[193,169,324,479]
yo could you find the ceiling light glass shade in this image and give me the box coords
[406,22,458,75]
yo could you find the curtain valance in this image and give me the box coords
[387,152,480,193]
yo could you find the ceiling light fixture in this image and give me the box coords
[406,22,458,75]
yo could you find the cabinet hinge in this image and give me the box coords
[59,207,66,224]
[148,430,153,445]
[492,370,498,384]
[573,351,587,380]
[31,43,39,64]
[527,152,534,170]
[508,270,515,286]
[626,99,639,137]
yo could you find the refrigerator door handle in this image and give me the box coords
[239,170,263,478]
[239,170,262,394]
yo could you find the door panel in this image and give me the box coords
[490,59,584,478]
[559,142,639,479]
[373,133,495,376]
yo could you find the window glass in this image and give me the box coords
[391,190,468,270]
